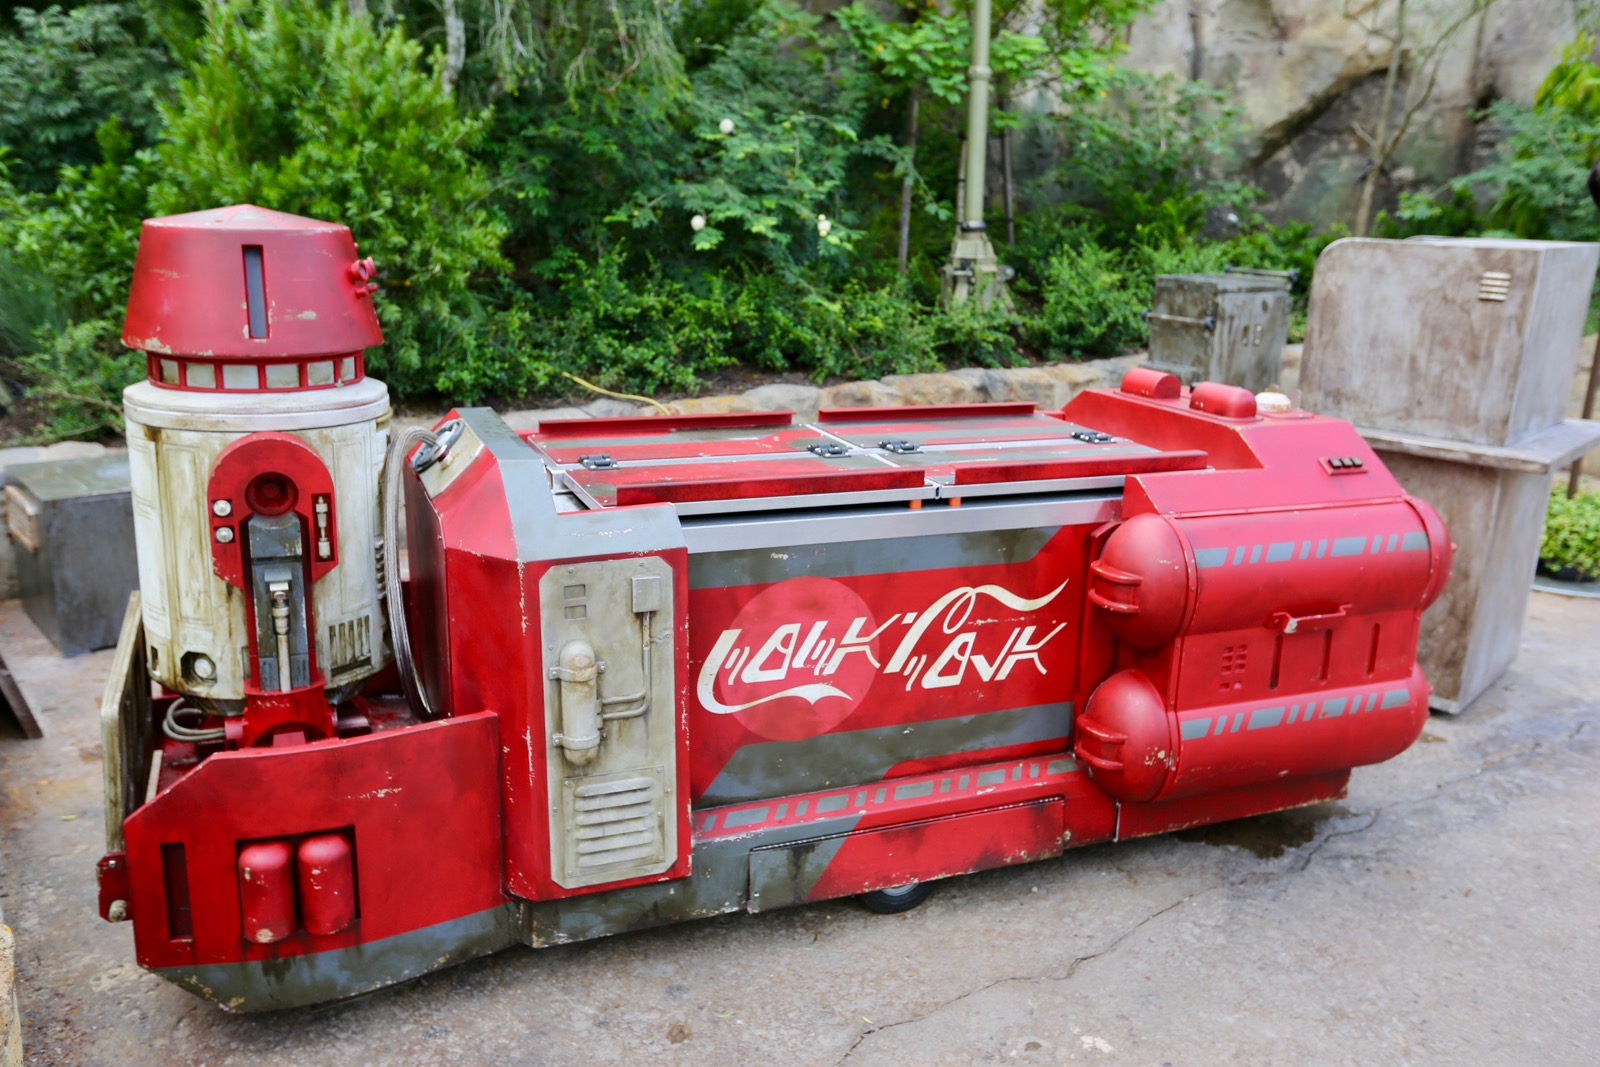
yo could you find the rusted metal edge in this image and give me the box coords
[0,649,40,740]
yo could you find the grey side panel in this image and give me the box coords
[689,527,1059,590]
[698,702,1072,807]
[747,833,853,913]
[524,814,862,947]
[155,904,521,1013]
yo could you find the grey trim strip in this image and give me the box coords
[683,495,1119,555]
[156,904,520,1012]
[699,701,1072,806]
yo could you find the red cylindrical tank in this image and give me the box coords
[297,833,356,936]
[1079,664,1431,803]
[1093,501,1445,642]
[237,841,295,944]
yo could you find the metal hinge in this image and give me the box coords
[807,443,848,457]
[579,454,617,470]
[879,439,922,454]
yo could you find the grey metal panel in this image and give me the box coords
[689,526,1059,590]
[540,555,680,889]
[682,494,1120,556]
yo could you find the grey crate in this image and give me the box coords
[5,455,138,656]
[1146,272,1291,392]
[1301,237,1599,448]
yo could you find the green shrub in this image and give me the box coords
[1540,487,1600,580]
[0,121,159,439]
[1025,242,1146,358]
[151,0,508,395]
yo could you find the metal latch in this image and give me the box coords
[808,443,848,457]
[879,439,922,454]
[1072,430,1115,444]
[579,454,617,470]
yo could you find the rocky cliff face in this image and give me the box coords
[1119,0,1583,226]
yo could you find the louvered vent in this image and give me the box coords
[1478,271,1512,302]
[566,773,663,874]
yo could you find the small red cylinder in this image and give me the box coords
[237,841,295,944]
[1120,367,1182,399]
[1189,381,1258,419]
[298,833,356,936]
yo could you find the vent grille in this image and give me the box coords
[1478,271,1512,302]
[4,485,39,553]
[570,776,661,870]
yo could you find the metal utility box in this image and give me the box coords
[5,455,138,656]
[1146,271,1291,392]
[1299,237,1600,713]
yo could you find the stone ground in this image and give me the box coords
[1,587,1597,1066]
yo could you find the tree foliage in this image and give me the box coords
[0,3,177,192]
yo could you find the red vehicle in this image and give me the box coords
[97,208,1450,1011]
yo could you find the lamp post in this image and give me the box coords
[942,0,1011,308]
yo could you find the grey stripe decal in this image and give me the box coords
[1265,542,1294,562]
[1195,547,1228,568]
[1403,531,1428,551]
[724,806,769,828]
[1332,536,1367,557]
[1322,697,1348,717]
[689,527,1059,590]
[699,701,1072,806]
[1180,717,1211,739]
[158,904,519,1012]
[894,780,936,800]
[1382,688,1409,709]
[1248,706,1284,730]
[1249,544,1263,564]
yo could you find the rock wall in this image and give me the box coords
[1117,0,1583,225]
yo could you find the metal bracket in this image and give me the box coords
[879,439,922,454]
[807,443,848,457]
[579,454,617,470]
[1072,431,1115,444]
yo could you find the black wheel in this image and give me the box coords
[856,881,936,914]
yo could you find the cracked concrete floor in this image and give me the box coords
[2,590,1598,1066]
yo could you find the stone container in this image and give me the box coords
[5,454,138,656]
[1300,237,1600,713]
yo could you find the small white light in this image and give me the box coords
[690,214,707,232]
[718,117,735,135]
[817,216,832,237]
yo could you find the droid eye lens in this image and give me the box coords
[246,473,297,516]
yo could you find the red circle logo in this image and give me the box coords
[699,577,879,741]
